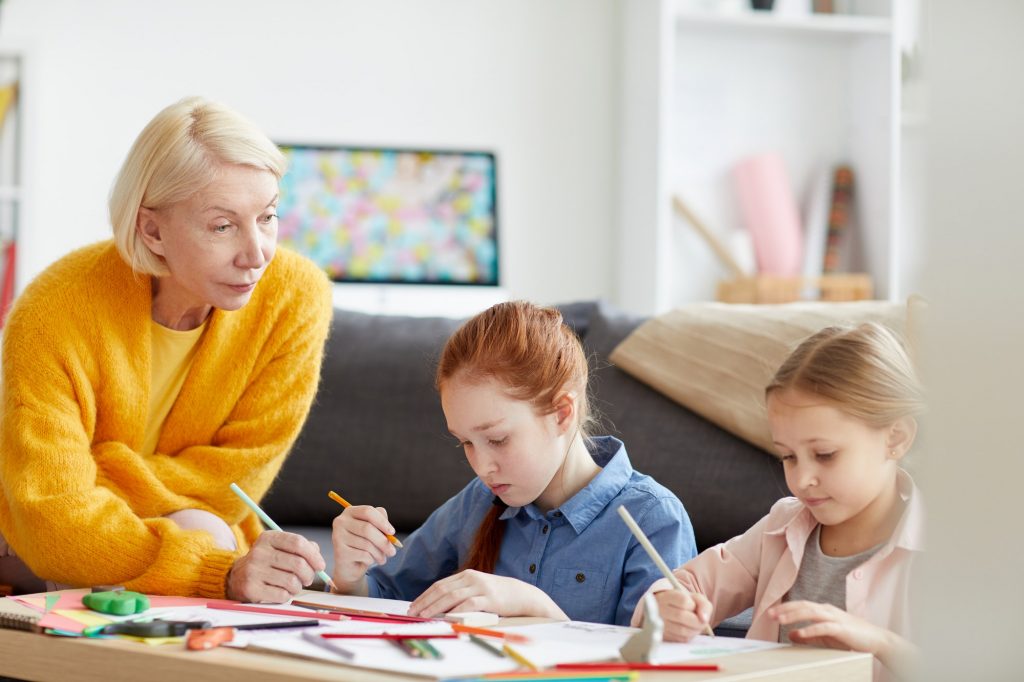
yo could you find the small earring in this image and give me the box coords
[891,449,897,457]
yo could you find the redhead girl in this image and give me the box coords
[634,323,924,680]
[331,301,696,625]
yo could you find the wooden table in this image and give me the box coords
[0,626,871,682]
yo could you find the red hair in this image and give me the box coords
[436,301,592,574]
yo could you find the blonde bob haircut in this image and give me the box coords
[109,96,287,277]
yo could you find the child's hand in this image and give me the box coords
[407,570,568,620]
[330,505,398,588]
[768,601,916,673]
[653,587,714,642]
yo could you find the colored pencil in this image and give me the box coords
[419,638,444,659]
[207,602,347,622]
[230,483,338,591]
[291,599,435,623]
[469,633,506,657]
[232,619,320,631]
[482,673,640,680]
[328,490,404,548]
[392,638,423,658]
[555,662,720,671]
[301,630,355,660]
[503,643,539,671]
[321,633,458,640]
[617,505,714,637]
[450,622,530,643]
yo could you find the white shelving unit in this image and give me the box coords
[617,0,900,314]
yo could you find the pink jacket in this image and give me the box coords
[633,470,923,677]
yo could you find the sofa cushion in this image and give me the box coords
[263,308,469,529]
[582,302,788,552]
[608,301,905,454]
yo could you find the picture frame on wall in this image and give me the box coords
[277,144,499,287]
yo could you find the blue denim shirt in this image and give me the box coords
[366,436,696,625]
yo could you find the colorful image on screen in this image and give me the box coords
[277,145,499,285]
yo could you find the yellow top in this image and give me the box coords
[0,241,332,598]
[142,320,207,457]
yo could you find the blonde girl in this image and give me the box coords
[635,322,924,680]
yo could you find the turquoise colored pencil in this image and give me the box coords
[229,482,337,592]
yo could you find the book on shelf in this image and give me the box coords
[0,81,17,131]
[0,240,15,327]
[822,164,854,274]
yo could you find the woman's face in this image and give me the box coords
[141,164,279,326]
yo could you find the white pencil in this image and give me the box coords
[617,505,715,637]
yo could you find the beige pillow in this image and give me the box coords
[608,301,907,453]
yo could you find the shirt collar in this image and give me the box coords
[498,436,632,533]
[765,468,925,554]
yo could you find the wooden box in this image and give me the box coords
[716,274,873,304]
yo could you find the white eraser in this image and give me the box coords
[444,611,500,626]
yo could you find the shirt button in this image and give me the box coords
[529,563,537,574]
[553,511,562,518]
[542,525,549,534]
[853,569,864,580]
[575,572,586,583]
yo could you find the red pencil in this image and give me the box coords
[207,601,348,622]
[554,663,720,672]
[321,633,459,640]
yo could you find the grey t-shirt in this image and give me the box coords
[779,525,883,644]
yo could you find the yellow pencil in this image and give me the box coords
[328,491,404,548]
[502,642,539,671]
[616,505,715,637]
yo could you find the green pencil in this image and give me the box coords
[229,482,337,591]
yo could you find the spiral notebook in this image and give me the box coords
[0,596,42,632]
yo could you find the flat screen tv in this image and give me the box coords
[276,144,499,286]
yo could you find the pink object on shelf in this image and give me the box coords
[733,153,803,276]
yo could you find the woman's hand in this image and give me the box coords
[331,505,397,591]
[769,601,917,673]
[225,530,325,603]
[408,570,568,620]
[652,587,714,642]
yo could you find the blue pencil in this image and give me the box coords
[230,482,337,591]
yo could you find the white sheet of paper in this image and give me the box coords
[247,623,612,679]
[500,621,785,664]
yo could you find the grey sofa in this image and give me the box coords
[264,300,786,633]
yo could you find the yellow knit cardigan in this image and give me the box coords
[0,241,332,597]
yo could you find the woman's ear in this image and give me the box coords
[886,416,918,460]
[137,206,165,256]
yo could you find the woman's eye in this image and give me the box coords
[488,437,508,447]
[213,224,231,233]
[260,213,278,224]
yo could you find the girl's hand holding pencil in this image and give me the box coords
[652,586,715,643]
[330,496,400,588]
[616,505,715,641]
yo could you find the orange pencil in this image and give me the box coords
[328,491,404,548]
[450,622,530,644]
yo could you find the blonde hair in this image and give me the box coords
[766,322,926,428]
[108,96,287,276]
[436,301,594,573]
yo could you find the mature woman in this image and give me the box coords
[0,97,332,602]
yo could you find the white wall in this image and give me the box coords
[0,0,618,314]
[916,0,1024,678]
